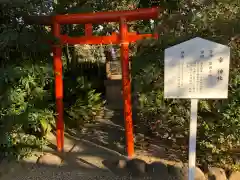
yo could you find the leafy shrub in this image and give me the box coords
[0,59,106,159]
[132,2,240,169]
[65,76,105,127]
[0,61,55,159]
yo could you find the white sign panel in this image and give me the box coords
[164,37,230,99]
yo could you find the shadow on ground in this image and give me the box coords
[0,129,230,180]
[65,107,185,164]
[0,132,128,180]
[0,131,179,180]
[0,124,205,180]
[0,107,189,179]
[0,158,123,180]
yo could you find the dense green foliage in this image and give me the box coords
[0,0,107,159]
[0,61,54,159]
[132,0,240,169]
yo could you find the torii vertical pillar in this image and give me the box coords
[53,21,64,152]
[120,17,134,156]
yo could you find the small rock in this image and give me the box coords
[117,159,127,169]
[194,167,207,180]
[102,158,147,177]
[135,133,145,141]
[146,161,168,180]
[125,158,147,177]
[37,153,63,166]
[168,163,206,180]
[102,159,126,175]
[207,167,227,180]
[229,171,240,180]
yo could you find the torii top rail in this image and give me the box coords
[52,7,159,158]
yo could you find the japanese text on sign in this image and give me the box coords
[164,37,230,99]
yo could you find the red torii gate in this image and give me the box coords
[52,7,159,158]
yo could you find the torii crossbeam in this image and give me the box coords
[52,7,159,158]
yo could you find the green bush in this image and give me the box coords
[0,60,106,159]
[0,61,55,159]
[64,76,105,127]
[132,2,240,169]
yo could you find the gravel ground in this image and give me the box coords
[0,162,131,180]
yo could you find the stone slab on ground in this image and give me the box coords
[37,153,63,166]
[207,167,227,180]
[229,171,240,180]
